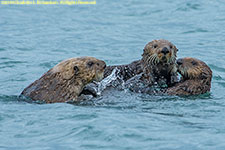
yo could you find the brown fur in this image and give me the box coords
[21,57,106,103]
[140,39,178,86]
[166,57,212,95]
[103,40,178,86]
[81,39,179,96]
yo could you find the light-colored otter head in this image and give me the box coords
[21,56,106,103]
[142,39,178,66]
[52,57,106,84]
[176,57,212,81]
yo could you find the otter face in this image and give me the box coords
[176,57,212,80]
[52,57,106,83]
[85,58,106,82]
[142,39,178,65]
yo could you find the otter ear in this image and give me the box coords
[191,61,198,66]
[73,66,79,75]
[142,49,146,56]
[87,61,94,67]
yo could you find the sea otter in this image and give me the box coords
[21,57,106,103]
[166,57,212,95]
[104,39,178,85]
[81,39,179,96]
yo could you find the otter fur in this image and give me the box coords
[21,57,106,103]
[166,57,212,96]
[81,39,179,96]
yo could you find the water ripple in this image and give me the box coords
[210,64,225,72]
[182,28,209,34]
[1,0,225,149]
[176,2,202,11]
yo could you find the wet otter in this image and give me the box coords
[104,39,178,85]
[166,57,212,95]
[140,39,178,86]
[82,39,179,96]
[21,57,106,103]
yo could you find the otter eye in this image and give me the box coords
[73,66,79,74]
[97,63,100,66]
[153,44,158,48]
[87,61,94,67]
[191,61,197,66]
[177,49,179,51]
[170,45,173,49]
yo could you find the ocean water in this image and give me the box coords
[1,0,225,149]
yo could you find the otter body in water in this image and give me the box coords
[82,39,179,96]
[21,57,106,103]
[105,39,178,86]
[166,57,212,96]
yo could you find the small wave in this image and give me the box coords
[16,47,33,51]
[0,60,27,65]
[0,48,6,51]
[0,57,11,60]
[213,75,223,81]
[182,28,208,34]
[176,2,201,11]
[0,95,21,103]
[39,61,57,69]
[0,60,27,69]
[210,64,225,73]
[217,82,225,88]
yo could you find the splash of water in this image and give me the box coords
[96,67,125,95]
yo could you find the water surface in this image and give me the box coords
[1,0,225,149]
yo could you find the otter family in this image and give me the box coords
[21,39,212,103]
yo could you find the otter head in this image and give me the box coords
[165,57,212,96]
[176,57,212,81]
[52,57,106,85]
[21,56,106,103]
[142,39,178,66]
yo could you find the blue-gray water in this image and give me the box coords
[1,0,225,149]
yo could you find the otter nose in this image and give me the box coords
[176,59,183,65]
[161,47,169,55]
